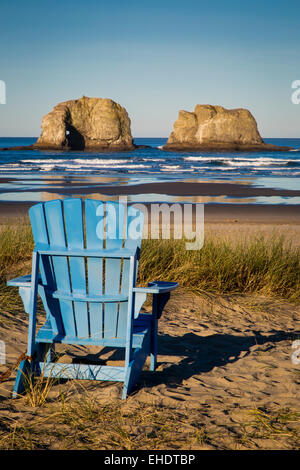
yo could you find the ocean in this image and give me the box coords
[0,137,299,204]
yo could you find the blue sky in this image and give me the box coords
[0,0,300,137]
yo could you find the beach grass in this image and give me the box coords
[0,219,33,283]
[138,236,300,302]
[0,394,299,450]
[0,220,299,302]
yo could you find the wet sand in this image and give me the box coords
[0,175,299,224]
[1,179,300,198]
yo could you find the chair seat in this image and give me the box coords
[36,313,152,349]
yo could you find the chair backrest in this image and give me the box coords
[29,198,144,341]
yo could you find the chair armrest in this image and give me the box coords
[133,282,178,320]
[7,274,42,288]
[7,274,43,314]
[133,281,178,295]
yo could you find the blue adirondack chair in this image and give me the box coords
[7,198,178,399]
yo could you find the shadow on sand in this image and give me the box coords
[137,329,300,391]
[68,328,300,393]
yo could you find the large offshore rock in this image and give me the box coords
[164,105,292,151]
[34,96,134,150]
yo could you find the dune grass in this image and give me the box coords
[0,395,299,450]
[0,220,33,283]
[0,220,299,301]
[138,236,300,302]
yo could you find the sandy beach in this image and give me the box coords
[0,284,299,449]
[1,200,300,224]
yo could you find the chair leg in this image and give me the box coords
[150,294,158,371]
[150,333,157,372]
[123,340,150,399]
[12,343,55,398]
[150,313,158,371]
[12,359,32,398]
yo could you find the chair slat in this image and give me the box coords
[104,202,125,338]
[29,203,49,245]
[124,205,144,250]
[85,199,104,337]
[29,203,52,285]
[52,291,128,302]
[64,199,89,339]
[40,363,125,381]
[29,203,62,334]
[118,257,130,338]
[35,246,136,258]
[118,205,144,336]
[44,200,76,337]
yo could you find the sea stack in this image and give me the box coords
[163,105,292,151]
[34,96,135,151]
